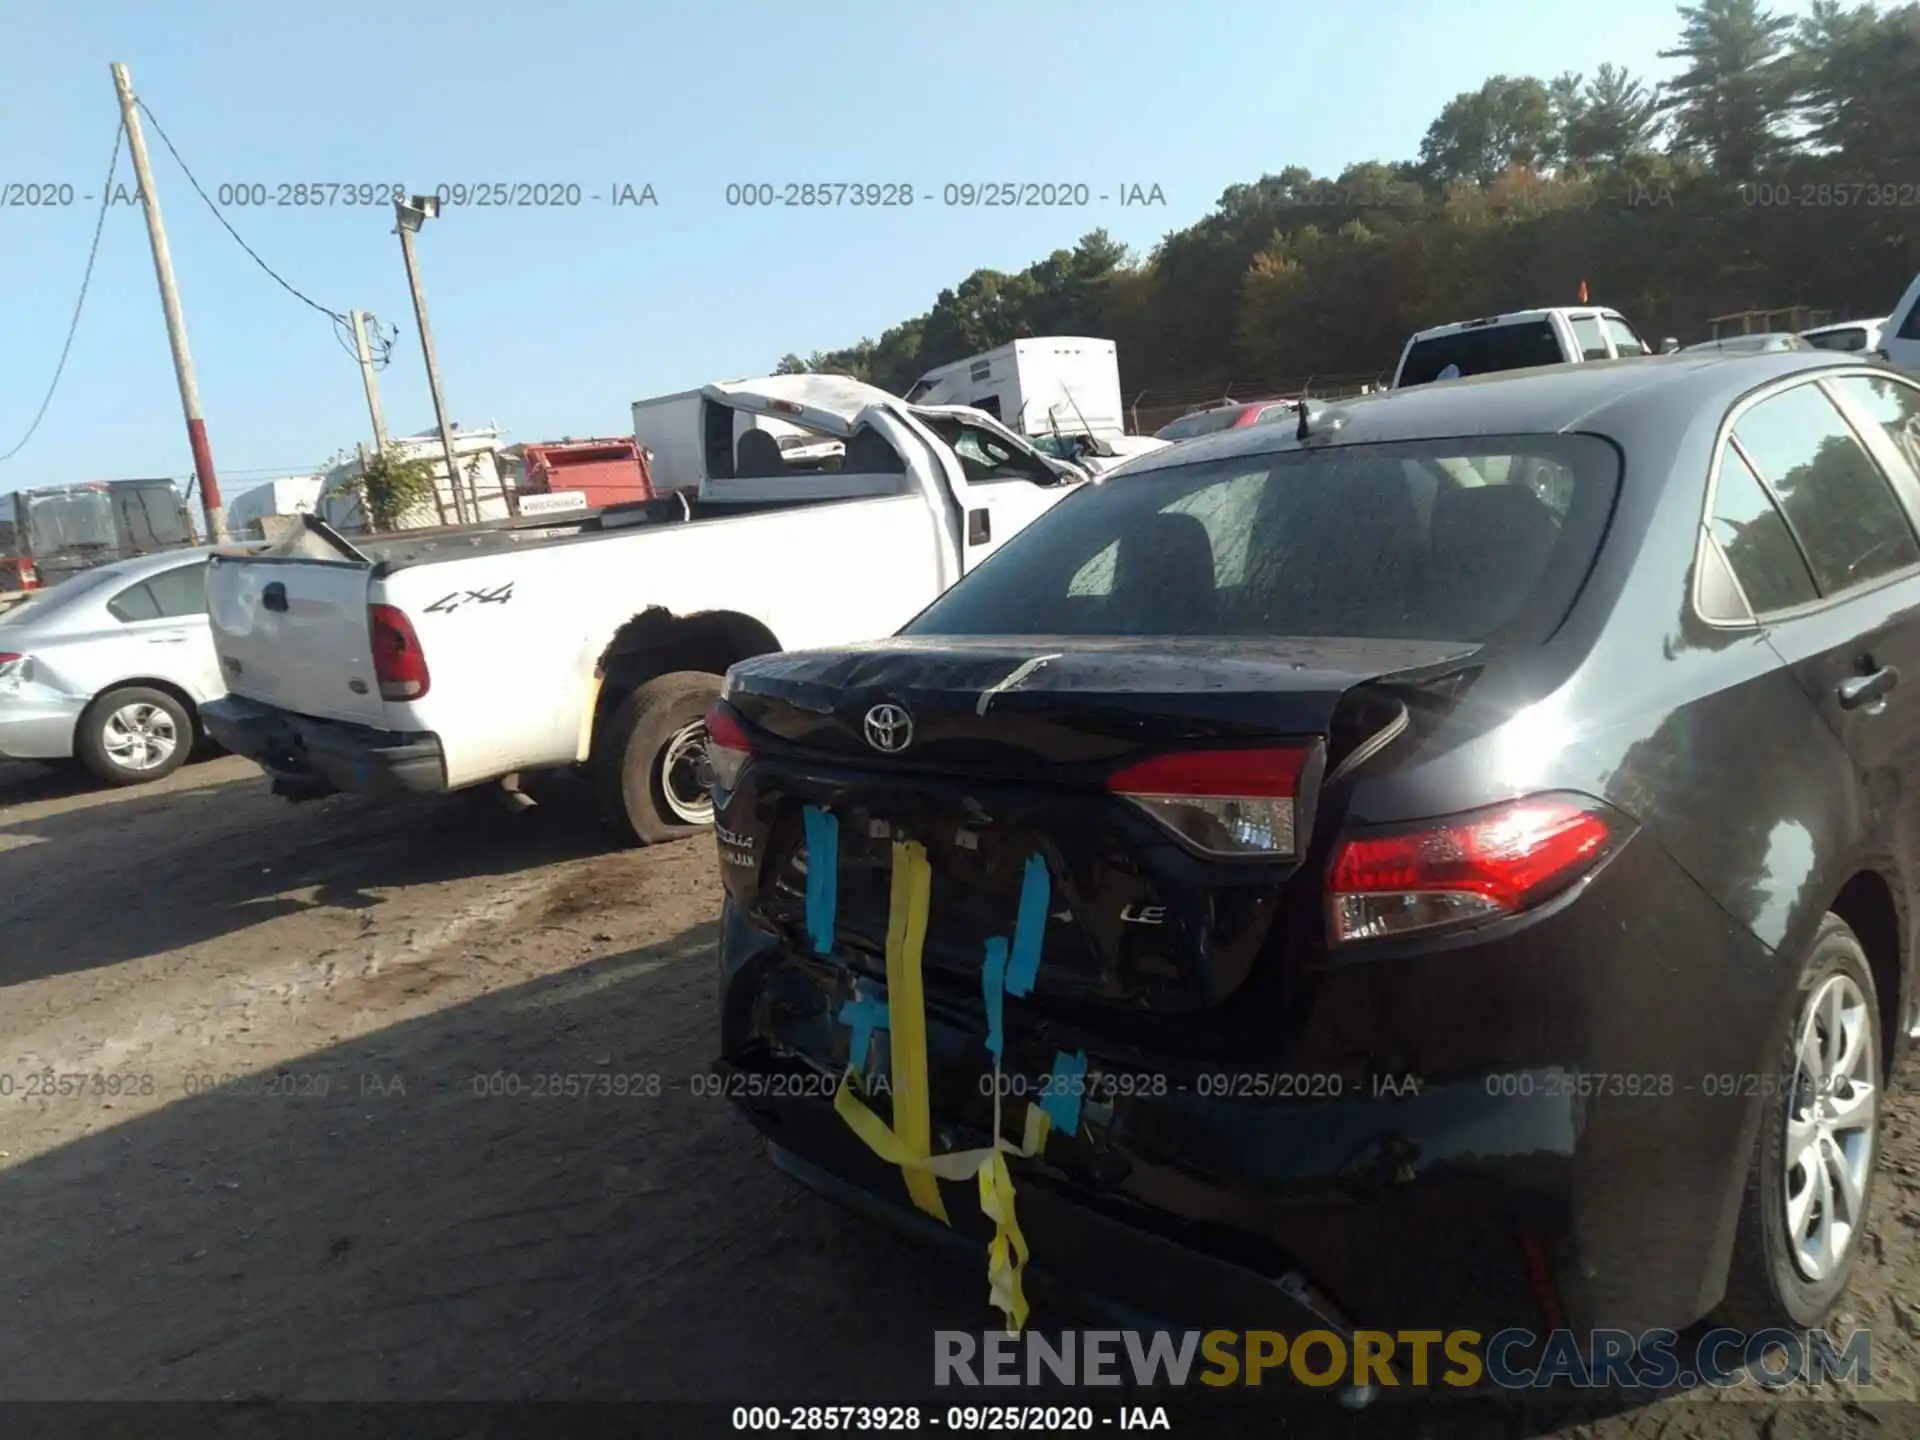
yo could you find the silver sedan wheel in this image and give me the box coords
[102,702,180,772]
[1783,972,1878,1282]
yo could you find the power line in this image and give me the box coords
[0,120,125,463]
[133,95,348,326]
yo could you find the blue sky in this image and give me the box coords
[1,0,1816,500]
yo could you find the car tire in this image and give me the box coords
[76,685,194,787]
[1717,911,1884,1332]
[594,670,723,846]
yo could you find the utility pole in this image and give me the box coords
[349,310,390,452]
[111,63,226,542]
[393,195,472,526]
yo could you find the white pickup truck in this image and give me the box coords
[200,374,1087,842]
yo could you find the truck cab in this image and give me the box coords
[1882,273,1920,375]
[1391,307,1653,389]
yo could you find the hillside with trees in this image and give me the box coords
[776,0,1920,422]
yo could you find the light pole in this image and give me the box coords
[393,193,472,526]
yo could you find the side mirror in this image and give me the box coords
[1660,338,1681,355]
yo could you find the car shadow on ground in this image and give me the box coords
[0,762,616,989]
[0,910,1857,1438]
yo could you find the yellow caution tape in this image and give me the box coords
[830,838,1051,1332]
[882,841,947,1223]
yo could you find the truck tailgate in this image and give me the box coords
[206,557,389,727]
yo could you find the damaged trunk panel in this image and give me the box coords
[718,634,1480,1023]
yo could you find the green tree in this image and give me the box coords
[774,0,1918,409]
[1658,0,1798,177]
[347,445,441,532]
[1558,64,1666,168]
[1790,1,1920,176]
[1418,76,1561,184]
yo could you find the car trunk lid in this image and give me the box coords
[722,634,1475,1015]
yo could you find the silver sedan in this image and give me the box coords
[0,548,231,785]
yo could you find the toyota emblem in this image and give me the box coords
[863,703,914,753]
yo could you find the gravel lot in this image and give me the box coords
[2,754,1918,1436]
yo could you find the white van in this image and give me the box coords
[905,338,1125,440]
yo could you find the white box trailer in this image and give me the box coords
[904,337,1126,441]
[224,475,325,539]
[632,386,830,493]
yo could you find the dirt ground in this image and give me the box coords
[2,755,1919,1436]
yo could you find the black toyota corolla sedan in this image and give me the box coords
[707,350,1920,1346]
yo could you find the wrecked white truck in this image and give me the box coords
[199,374,1089,842]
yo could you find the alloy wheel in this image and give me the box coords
[1783,972,1878,1282]
[102,703,179,773]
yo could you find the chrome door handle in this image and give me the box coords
[1839,665,1898,712]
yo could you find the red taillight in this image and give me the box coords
[705,703,752,790]
[1107,745,1310,857]
[368,604,430,700]
[1327,793,1619,944]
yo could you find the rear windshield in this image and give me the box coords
[904,435,1621,645]
[1397,321,1563,387]
[1155,406,1248,441]
[1804,327,1868,353]
[0,568,117,625]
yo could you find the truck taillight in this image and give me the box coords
[704,703,752,790]
[369,604,430,700]
[1326,793,1626,944]
[1106,746,1311,857]
[19,561,37,589]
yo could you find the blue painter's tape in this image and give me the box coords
[803,805,839,956]
[1003,854,1051,997]
[839,994,890,1077]
[1041,1050,1088,1136]
[981,937,1009,1060]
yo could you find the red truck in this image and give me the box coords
[514,437,657,512]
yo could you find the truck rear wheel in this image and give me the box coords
[595,670,724,846]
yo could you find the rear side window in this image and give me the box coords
[1397,321,1564,387]
[1570,316,1609,361]
[1733,381,1920,595]
[143,562,209,617]
[1707,449,1818,614]
[905,434,1620,645]
[1603,318,1648,357]
[107,581,163,623]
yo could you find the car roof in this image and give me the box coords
[1407,308,1625,342]
[1113,351,1877,476]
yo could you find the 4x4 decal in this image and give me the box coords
[423,582,514,614]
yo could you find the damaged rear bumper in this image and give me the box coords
[716,821,1783,1344]
[201,694,446,801]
